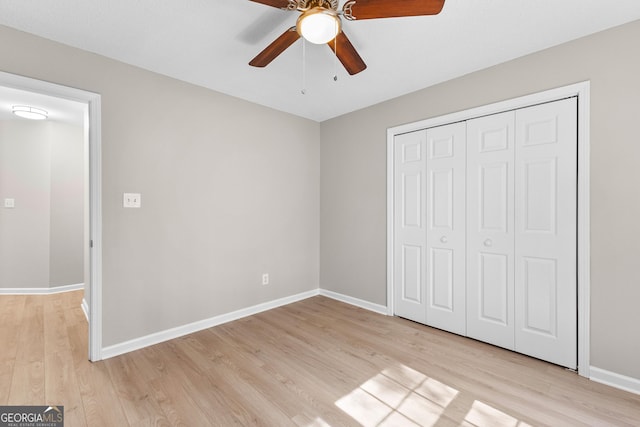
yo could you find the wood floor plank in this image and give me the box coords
[45,350,87,427]
[153,340,254,426]
[204,354,297,426]
[3,291,640,426]
[0,296,24,404]
[44,297,72,355]
[205,326,364,426]
[199,328,343,424]
[104,352,170,426]
[67,322,89,368]
[13,296,45,364]
[146,375,213,427]
[75,361,129,427]
[0,325,18,378]
[0,373,12,406]
[0,294,25,327]
[65,305,88,327]
[59,289,83,309]
[7,360,44,405]
[62,290,87,327]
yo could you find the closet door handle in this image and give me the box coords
[440,236,448,243]
[484,239,493,247]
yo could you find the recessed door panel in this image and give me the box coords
[523,159,557,234]
[402,173,422,228]
[402,245,423,303]
[403,141,423,163]
[480,162,508,232]
[522,117,558,147]
[479,127,509,152]
[425,122,466,335]
[522,257,557,336]
[479,253,509,324]
[431,248,453,310]
[432,169,453,229]
[394,131,427,323]
[431,135,454,159]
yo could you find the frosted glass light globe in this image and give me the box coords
[297,7,341,44]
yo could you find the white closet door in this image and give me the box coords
[425,122,467,335]
[393,130,427,323]
[514,98,577,369]
[466,111,516,350]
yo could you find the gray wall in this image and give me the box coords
[0,25,320,347]
[320,20,640,380]
[49,122,85,286]
[0,121,51,288]
[0,120,84,289]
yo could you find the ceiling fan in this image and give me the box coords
[248,0,446,75]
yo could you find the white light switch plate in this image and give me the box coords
[123,193,141,208]
[4,198,15,208]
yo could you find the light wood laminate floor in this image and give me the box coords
[1,290,639,426]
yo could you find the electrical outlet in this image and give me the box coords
[262,273,269,285]
[4,198,15,208]
[123,193,141,208]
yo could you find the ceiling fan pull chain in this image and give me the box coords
[301,37,307,95]
[333,30,338,81]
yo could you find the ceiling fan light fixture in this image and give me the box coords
[297,7,341,44]
[12,105,48,120]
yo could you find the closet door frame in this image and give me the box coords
[386,81,591,378]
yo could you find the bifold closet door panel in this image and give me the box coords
[514,98,578,369]
[393,130,428,323]
[425,122,467,335]
[466,111,516,350]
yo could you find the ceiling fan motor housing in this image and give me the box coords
[296,0,339,11]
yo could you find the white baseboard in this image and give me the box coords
[319,289,388,315]
[0,283,84,295]
[81,298,89,322]
[101,288,321,360]
[590,366,640,395]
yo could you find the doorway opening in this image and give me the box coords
[0,71,102,361]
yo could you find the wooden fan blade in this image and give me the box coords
[328,31,366,75]
[342,0,445,20]
[249,0,292,10]
[249,27,300,67]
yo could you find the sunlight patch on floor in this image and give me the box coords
[297,416,332,427]
[335,363,530,426]
[464,400,532,427]
[335,364,458,426]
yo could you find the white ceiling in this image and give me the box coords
[1,0,640,122]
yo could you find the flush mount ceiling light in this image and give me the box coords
[297,6,341,44]
[12,105,48,120]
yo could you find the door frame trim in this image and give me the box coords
[0,71,103,361]
[386,81,590,377]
